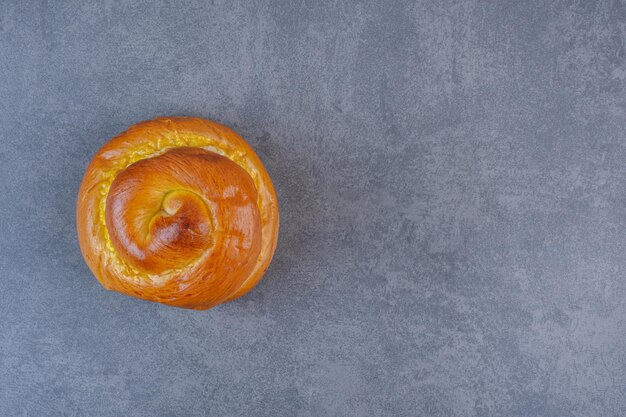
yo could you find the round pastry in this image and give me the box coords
[76,117,279,310]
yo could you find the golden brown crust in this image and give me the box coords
[76,117,279,309]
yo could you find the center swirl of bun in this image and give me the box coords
[105,147,262,283]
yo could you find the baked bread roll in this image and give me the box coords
[76,117,279,310]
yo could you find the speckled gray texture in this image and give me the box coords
[0,0,625,416]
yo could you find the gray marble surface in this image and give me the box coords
[1,1,625,416]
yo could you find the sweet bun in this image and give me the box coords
[76,117,279,310]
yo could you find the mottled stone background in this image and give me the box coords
[1,1,625,416]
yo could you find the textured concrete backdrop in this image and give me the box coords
[1,1,625,416]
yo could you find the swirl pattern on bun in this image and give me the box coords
[76,117,279,310]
